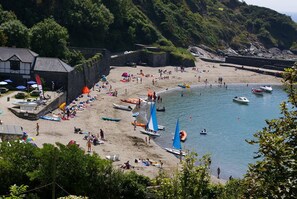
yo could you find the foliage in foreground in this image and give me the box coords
[244,64,297,198]
[0,142,150,199]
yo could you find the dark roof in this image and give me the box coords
[34,57,73,73]
[0,47,38,63]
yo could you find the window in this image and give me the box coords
[10,60,20,70]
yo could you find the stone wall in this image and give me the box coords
[110,51,142,66]
[67,50,110,103]
[110,50,195,67]
[226,55,296,71]
[145,51,167,66]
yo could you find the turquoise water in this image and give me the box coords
[155,84,287,179]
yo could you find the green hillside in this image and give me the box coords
[0,0,296,53]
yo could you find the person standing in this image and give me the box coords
[36,123,39,136]
[100,129,104,140]
[87,139,92,152]
[217,167,221,179]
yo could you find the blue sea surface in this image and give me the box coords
[155,84,287,179]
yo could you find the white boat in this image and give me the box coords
[260,85,273,92]
[40,115,61,122]
[165,119,188,156]
[158,125,165,130]
[233,96,249,104]
[113,103,132,111]
[12,101,38,107]
[140,103,160,137]
[140,129,160,137]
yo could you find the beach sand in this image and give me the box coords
[0,58,282,183]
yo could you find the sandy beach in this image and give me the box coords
[0,58,282,182]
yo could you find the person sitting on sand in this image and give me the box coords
[121,161,132,169]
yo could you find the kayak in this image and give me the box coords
[102,117,121,122]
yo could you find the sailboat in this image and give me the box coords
[165,119,187,156]
[140,103,161,137]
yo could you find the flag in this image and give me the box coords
[35,74,44,98]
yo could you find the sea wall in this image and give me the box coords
[110,51,142,66]
[110,50,195,67]
[225,55,296,71]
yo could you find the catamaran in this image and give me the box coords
[165,119,187,156]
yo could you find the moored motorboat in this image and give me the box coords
[252,88,264,95]
[260,85,273,92]
[233,96,249,104]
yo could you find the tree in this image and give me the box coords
[0,5,16,24]
[0,19,30,48]
[30,18,69,58]
[244,64,297,198]
[0,29,7,46]
[152,152,222,199]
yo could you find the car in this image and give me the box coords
[30,89,41,97]
[15,92,26,99]
[0,87,9,93]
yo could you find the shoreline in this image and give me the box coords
[0,59,283,183]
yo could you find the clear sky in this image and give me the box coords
[243,0,297,13]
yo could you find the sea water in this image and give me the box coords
[155,84,287,179]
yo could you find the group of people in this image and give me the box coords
[83,129,105,152]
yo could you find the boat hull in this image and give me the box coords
[252,88,264,95]
[158,125,165,130]
[165,148,187,156]
[40,115,61,122]
[113,103,132,111]
[233,97,249,104]
[102,117,121,122]
[140,129,160,137]
[260,86,273,92]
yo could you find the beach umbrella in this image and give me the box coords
[31,84,38,88]
[4,79,12,83]
[16,85,26,90]
[27,80,36,85]
[0,81,8,85]
[122,72,129,77]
